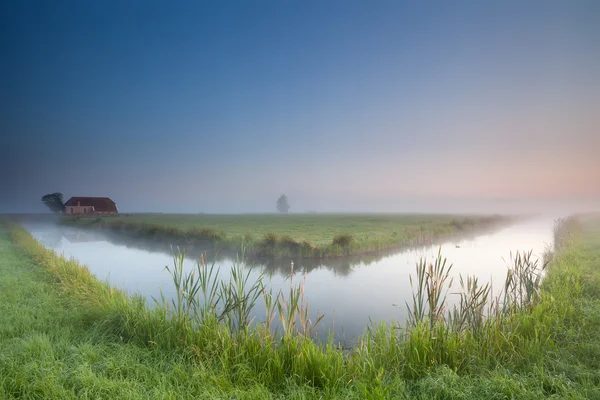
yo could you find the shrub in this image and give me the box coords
[279,235,300,251]
[262,232,278,247]
[242,233,254,244]
[189,227,226,241]
[299,240,318,257]
[332,233,354,248]
[449,219,463,230]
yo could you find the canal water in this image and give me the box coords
[24,217,556,344]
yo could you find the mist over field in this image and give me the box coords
[1,1,598,215]
[4,3,600,398]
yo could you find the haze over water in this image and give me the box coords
[25,217,556,343]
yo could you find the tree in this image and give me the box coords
[276,194,290,213]
[41,193,65,214]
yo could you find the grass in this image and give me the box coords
[0,226,257,398]
[59,213,509,258]
[1,214,600,398]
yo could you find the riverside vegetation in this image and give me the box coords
[60,213,508,258]
[1,215,599,398]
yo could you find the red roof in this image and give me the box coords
[64,197,118,212]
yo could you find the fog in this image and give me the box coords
[1,1,599,215]
[23,216,557,342]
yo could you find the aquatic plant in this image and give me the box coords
[7,214,591,396]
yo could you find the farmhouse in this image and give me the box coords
[63,197,118,216]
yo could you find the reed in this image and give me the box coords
[148,237,559,381]
[159,252,326,342]
[5,215,597,398]
[501,250,547,314]
[449,275,491,336]
[159,248,265,334]
[406,248,454,329]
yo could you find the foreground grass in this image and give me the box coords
[1,216,600,398]
[0,227,276,398]
[60,213,508,258]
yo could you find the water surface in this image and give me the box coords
[25,217,556,343]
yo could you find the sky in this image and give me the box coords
[2,0,599,214]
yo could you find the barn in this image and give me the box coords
[63,197,118,215]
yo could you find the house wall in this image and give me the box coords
[65,206,118,215]
[65,205,93,215]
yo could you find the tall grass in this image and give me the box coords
[394,246,551,375]
[160,249,265,332]
[501,251,546,314]
[553,216,580,251]
[407,249,454,329]
[150,231,558,380]
[160,252,325,340]
[7,216,587,395]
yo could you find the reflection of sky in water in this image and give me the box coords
[26,218,555,343]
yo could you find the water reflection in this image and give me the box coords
[62,232,107,244]
[23,217,556,344]
[30,222,512,278]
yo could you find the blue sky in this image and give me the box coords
[2,0,599,213]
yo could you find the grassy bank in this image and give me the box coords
[2,215,600,398]
[60,213,509,258]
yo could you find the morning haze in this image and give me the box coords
[1,0,598,214]
[4,2,600,397]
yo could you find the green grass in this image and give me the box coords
[60,213,508,258]
[2,215,600,398]
[0,226,281,398]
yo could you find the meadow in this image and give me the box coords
[1,214,599,398]
[61,213,508,258]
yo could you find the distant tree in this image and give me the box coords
[41,193,65,214]
[276,194,290,213]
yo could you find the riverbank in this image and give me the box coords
[58,213,511,259]
[1,215,599,398]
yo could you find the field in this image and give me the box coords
[61,213,508,258]
[1,214,600,398]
